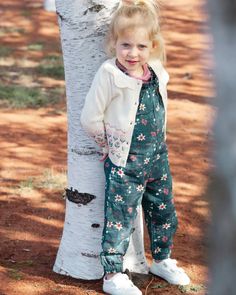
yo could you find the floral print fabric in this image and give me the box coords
[100,71,178,273]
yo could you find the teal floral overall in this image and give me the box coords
[100,68,178,273]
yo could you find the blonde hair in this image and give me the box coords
[106,0,166,63]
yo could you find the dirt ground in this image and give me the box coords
[0,0,214,294]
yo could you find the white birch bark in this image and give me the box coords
[207,0,236,294]
[53,0,148,280]
[44,0,56,12]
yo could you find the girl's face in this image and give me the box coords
[114,27,154,77]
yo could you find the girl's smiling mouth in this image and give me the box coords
[126,60,138,64]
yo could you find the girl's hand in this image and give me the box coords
[99,153,108,162]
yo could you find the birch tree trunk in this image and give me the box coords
[207,0,236,294]
[53,0,148,280]
[44,0,56,12]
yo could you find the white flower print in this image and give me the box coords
[108,248,117,254]
[137,133,146,141]
[115,194,123,202]
[111,167,116,175]
[136,184,144,192]
[115,222,123,231]
[154,247,161,254]
[161,173,168,181]
[139,103,146,111]
[159,203,167,210]
[156,154,160,160]
[156,105,160,112]
[117,168,124,178]
[107,221,113,228]
[162,223,171,230]
[144,158,150,164]
[127,186,132,194]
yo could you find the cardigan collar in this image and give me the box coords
[115,59,152,82]
[103,58,168,90]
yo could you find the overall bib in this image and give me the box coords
[101,70,178,273]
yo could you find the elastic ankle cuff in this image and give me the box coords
[100,253,123,273]
[153,252,170,261]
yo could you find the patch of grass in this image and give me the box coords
[18,260,34,267]
[17,169,66,194]
[36,55,64,79]
[28,42,44,51]
[178,284,206,293]
[7,268,23,281]
[0,46,13,57]
[0,27,25,36]
[21,10,32,17]
[19,177,35,191]
[44,55,62,62]
[0,84,64,109]
[37,64,64,79]
[151,282,169,289]
[37,168,67,190]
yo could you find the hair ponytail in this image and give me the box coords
[121,0,160,17]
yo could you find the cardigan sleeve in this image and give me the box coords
[80,65,111,153]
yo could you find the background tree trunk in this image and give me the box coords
[44,0,56,12]
[207,0,236,294]
[53,0,149,280]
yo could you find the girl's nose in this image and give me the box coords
[128,47,138,57]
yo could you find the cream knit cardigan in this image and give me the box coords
[80,57,169,167]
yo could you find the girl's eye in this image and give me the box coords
[138,44,147,49]
[122,43,130,48]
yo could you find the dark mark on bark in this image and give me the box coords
[71,147,97,155]
[81,252,99,258]
[83,4,105,15]
[65,188,96,205]
[56,11,81,28]
[91,223,100,228]
[56,11,66,22]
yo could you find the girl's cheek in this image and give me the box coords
[120,50,127,56]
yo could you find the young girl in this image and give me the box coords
[81,1,190,294]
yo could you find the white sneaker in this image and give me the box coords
[103,273,142,295]
[150,258,190,285]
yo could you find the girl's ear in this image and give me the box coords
[152,40,158,50]
[109,36,116,50]
[110,39,117,56]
